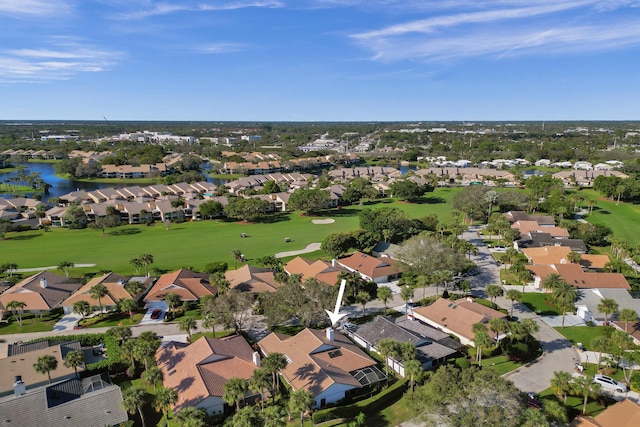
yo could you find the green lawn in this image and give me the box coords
[81,311,144,328]
[521,293,562,316]
[538,387,610,419]
[582,189,640,246]
[554,326,607,350]
[481,355,525,375]
[0,310,62,333]
[0,191,458,274]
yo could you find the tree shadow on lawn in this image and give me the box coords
[409,196,447,205]
[7,233,40,241]
[319,207,359,217]
[108,228,141,236]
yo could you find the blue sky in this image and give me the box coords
[2,0,640,121]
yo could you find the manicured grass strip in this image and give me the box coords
[521,293,562,316]
[482,355,525,375]
[581,189,640,246]
[0,311,61,334]
[554,326,607,350]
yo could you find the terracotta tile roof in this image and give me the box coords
[337,252,402,281]
[284,257,345,286]
[61,272,132,308]
[522,247,609,269]
[145,269,216,302]
[0,271,82,314]
[412,298,507,344]
[511,221,569,237]
[503,211,556,225]
[155,335,257,412]
[572,399,640,427]
[526,264,630,289]
[258,328,377,397]
[225,265,280,293]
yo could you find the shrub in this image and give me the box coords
[455,357,471,369]
[204,261,228,273]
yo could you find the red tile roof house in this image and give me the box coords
[284,257,347,286]
[335,251,403,283]
[144,269,217,306]
[0,271,83,321]
[60,272,136,315]
[258,328,386,409]
[412,297,507,347]
[525,264,631,290]
[225,265,281,294]
[155,335,261,416]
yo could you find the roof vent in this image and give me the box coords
[40,278,48,288]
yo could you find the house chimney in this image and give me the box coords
[117,280,125,286]
[40,278,47,288]
[252,351,261,367]
[326,327,334,341]
[14,376,26,396]
[331,259,336,267]
[466,297,474,303]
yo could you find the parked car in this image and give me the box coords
[150,308,162,319]
[592,374,628,393]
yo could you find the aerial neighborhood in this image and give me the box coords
[2,121,640,426]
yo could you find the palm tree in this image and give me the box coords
[72,300,91,322]
[485,284,503,304]
[433,270,452,296]
[89,283,108,317]
[118,298,138,321]
[175,407,207,427]
[288,389,314,426]
[376,338,399,376]
[249,367,271,412]
[231,249,243,269]
[179,317,198,342]
[356,291,371,317]
[130,257,143,275]
[416,274,433,299]
[377,286,393,314]
[141,366,164,393]
[472,323,491,365]
[108,325,133,345]
[63,349,85,379]
[592,336,611,369]
[122,386,148,427]
[33,354,58,383]
[6,300,26,326]
[505,289,523,317]
[400,286,414,308]
[598,298,619,325]
[521,318,539,343]
[57,260,74,278]
[484,190,498,222]
[551,281,578,328]
[619,308,638,333]
[202,315,217,337]
[165,292,181,312]
[489,317,508,341]
[567,251,582,264]
[262,352,288,395]
[154,387,178,420]
[404,359,423,392]
[263,405,287,427]
[571,376,601,415]
[223,377,248,412]
[541,273,565,292]
[139,253,154,277]
[124,280,146,297]
[550,371,572,404]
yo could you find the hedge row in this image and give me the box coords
[312,379,408,425]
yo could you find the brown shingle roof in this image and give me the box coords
[521,246,609,269]
[225,265,280,293]
[284,257,345,286]
[337,252,402,281]
[527,264,630,289]
[0,271,82,314]
[572,399,640,427]
[61,272,132,308]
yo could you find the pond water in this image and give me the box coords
[0,162,227,200]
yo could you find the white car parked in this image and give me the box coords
[592,374,628,393]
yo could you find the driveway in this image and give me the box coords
[139,301,167,325]
[53,312,83,331]
[462,226,579,393]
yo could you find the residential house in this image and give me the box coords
[349,316,457,373]
[0,271,82,320]
[511,220,569,238]
[371,242,402,259]
[412,298,507,347]
[336,251,402,283]
[0,340,83,396]
[225,265,280,294]
[144,269,216,307]
[526,264,630,290]
[0,373,128,427]
[515,232,588,253]
[60,272,138,315]
[571,398,640,427]
[258,328,386,408]
[503,211,556,226]
[155,335,260,415]
[521,246,609,270]
[284,257,346,286]
[552,170,628,187]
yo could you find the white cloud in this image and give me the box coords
[196,43,248,54]
[350,1,640,62]
[0,0,72,17]
[118,0,284,19]
[0,40,122,83]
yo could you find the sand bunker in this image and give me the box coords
[312,218,335,224]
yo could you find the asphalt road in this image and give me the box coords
[462,226,579,393]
